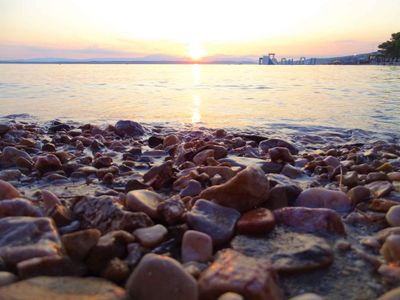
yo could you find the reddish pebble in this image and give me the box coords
[133,224,167,248]
[181,230,213,263]
[237,208,275,235]
[0,180,21,200]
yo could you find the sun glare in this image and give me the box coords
[188,42,206,61]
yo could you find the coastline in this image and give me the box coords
[0,118,400,299]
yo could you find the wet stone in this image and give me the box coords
[62,229,101,260]
[0,179,22,200]
[0,198,44,218]
[125,253,198,300]
[281,164,303,179]
[295,187,352,212]
[386,205,400,226]
[187,199,240,246]
[115,120,145,137]
[0,276,126,300]
[0,217,62,265]
[157,196,186,225]
[259,138,298,155]
[365,181,393,198]
[231,230,334,274]
[269,147,295,164]
[236,208,275,235]
[380,234,400,262]
[126,189,164,220]
[347,185,371,204]
[180,179,202,197]
[199,165,269,212]
[34,154,62,174]
[133,224,168,248]
[198,249,283,300]
[181,230,213,263]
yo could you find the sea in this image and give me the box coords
[1,64,399,145]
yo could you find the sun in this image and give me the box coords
[187,42,206,62]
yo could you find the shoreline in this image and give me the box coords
[0,118,400,299]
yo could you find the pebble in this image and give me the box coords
[347,185,371,204]
[157,196,186,224]
[295,187,352,212]
[236,208,275,235]
[377,287,400,300]
[0,169,22,181]
[324,156,340,168]
[0,276,126,300]
[0,179,21,200]
[40,190,62,211]
[125,253,198,300]
[274,207,346,235]
[0,198,44,217]
[365,181,393,198]
[0,271,18,287]
[386,205,400,226]
[281,163,303,178]
[289,293,325,300]
[198,249,283,300]
[114,120,145,136]
[62,229,101,260]
[217,292,244,300]
[388,172,400,181]
[181,230,213,263]
[366,172,388,183]
[380,234,400,262]
[133,224,168,248]
[193,149,215,165]
[163,134,180,148]
[34,154,62,173]
[187,199,240,246]
[143,161,173,189]
[269,147,295,163]
[340,171,359,187]
[180,179,202,197]
[199,165,269,212]
[101,257,130,283]
[1,146,32,166]
[126,189,164,219]
[259,138,298,155]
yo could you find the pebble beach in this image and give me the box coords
[0,118,400,300]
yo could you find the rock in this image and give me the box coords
[187,199,240,246]
[115,120,145,137]
[281,164,303,179]
[34,154,62,173]
[366,172,388,183]
[49,122,71,132]
[143,161,173,189]
[86,230,135,274]
[231,231,333,273]
[289,293,325,300]
[42,143,56,152]
[0,169,22,181]
[386,205,400,226]
[259,138,298,155]
[73,196,153,234]
[125,243,143,267]
[126,190,163,219]
[365,181,393,198]
[0,276,126,300]
[267,184,302,209]
[198,249,283,300]
[193,149,215,165]
[0,271,18,287]
[148,135,163,148]
[41,190,62,211]
[0,217,62,265]
[377,287,400,300]
[199,165,269,212]
[378,264,400,284]
[0,198,44,217]
[347,185,371,204]
[236,208,275,235]
[274,207,345,235]
[0,123,10,135]
[17,256,86,278]
[133,224,168,248]
[180,179,202,197]
[388,172,400,182]
[181,230,213,263]
[163,134,180,148]
[62,229,101,260]
[125,179,150,193]
[0,180,21,200]
[218,293,244,300]
[269,147,295,164]
[1,146,32,166]
[101,257,130,283]
[157,196,186,225]
[340,171,359,187]
[324,156,340,168]
[369,199,400,212]
[125,253,198,300]
[380,234,400,262]
[295,188,352,212]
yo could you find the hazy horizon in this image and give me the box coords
[1,0,399,61]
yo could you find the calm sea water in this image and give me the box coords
[0,64,399,137]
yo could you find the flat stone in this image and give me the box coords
[366,172,388,183]
[181,230,213,263]
[0,198,44,217]
[126,189,164,219]
[366,181,393,198]
[125,253,198,300]
[17,256,86,278]
[199,165,269,212]
[388,172,400,182]
[198,249,283,300]
[62,229,101,260]
[187,199,240,246]
[115,120,145,137]
[0,276,126,300]
[281,164,303,179]
[0,179,21,200]
[231,231,333,273]
[295,187,352,212]
[73,196,153,234]
[369,198,400,212]
[274,207,345,235]
[236,208,275,235]
[0,217,62,265]
[180,179,202,197]
[134,224,168,248]
[380,234,400,262]
[0,271,18,287]
[386,205,400,226]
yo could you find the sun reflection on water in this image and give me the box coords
[191,94,201,123]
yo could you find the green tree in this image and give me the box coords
[378,32,400,57]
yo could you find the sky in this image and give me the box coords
[0,0,399,61]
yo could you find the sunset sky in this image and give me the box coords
[0,0,399,61]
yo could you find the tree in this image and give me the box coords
[378,32,400,58]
